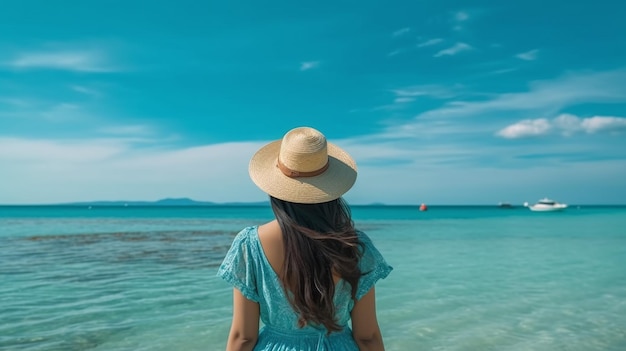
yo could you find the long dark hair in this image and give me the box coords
[270,196,363,332]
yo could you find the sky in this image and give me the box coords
[1,0,625,205]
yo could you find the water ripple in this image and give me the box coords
[0,230,236,351]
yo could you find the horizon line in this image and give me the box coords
[1,202,625,207]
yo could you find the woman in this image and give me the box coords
[218,127,392,351]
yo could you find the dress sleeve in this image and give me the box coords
[356,231,393,300]
[217,227,260,302]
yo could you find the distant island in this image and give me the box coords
[57,198,270,207]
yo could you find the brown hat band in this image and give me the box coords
[276,158,330,178]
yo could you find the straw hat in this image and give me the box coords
[249,127,357,204]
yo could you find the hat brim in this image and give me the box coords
[249,140,357,204]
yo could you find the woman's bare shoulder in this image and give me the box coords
[257,220,284,276]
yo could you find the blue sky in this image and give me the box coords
[1,0,625,205]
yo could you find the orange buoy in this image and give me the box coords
[419,203,428,211]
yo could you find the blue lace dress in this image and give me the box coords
[217,226,393,351]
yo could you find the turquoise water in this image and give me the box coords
[1,206,625,350]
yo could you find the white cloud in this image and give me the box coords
[450,11,470,31]
[2,126,625,205]
[455,11,469,22]
[553,113,582,135]
[0,137,264,204]
[392,27,411,37]
[336,130,626,205]
[300,61,320,71]
[417,38,444,48]
[394,97,415,103]
[0,137,127,162]
[487,67,519,75]
[373,85,458,111]
[516,49,539,61]
[498,114,626,138]
[392,85,458,99]
[580,116,626,133]
[390,37,445,58]
[496,119,551,138]
[7,50,115,72]
[410,69,626,121]
[433,43,473,57]
[389,37,444,57]
[393,88,430,98]
[387,49,404,57]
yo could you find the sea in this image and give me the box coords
[1,205,625,351]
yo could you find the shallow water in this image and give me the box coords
[1,206,625,350]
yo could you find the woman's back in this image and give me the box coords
[257,220,344,284]
[217,225,392,350]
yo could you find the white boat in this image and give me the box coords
[524,198,567,212]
